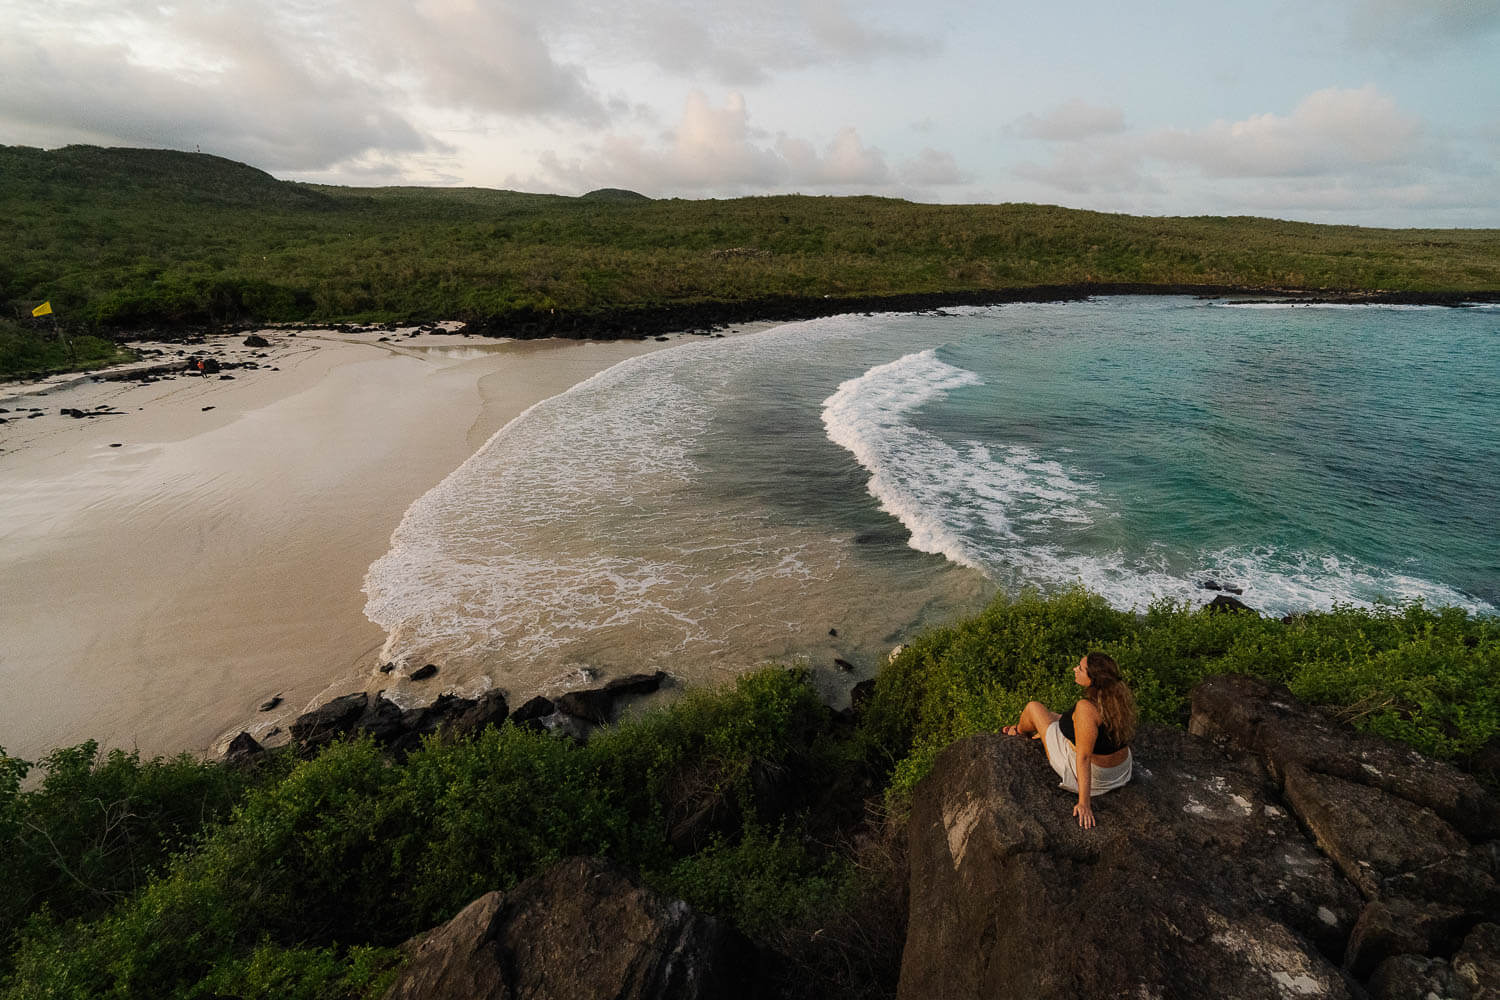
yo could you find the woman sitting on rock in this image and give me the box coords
[1002,652,1137,829]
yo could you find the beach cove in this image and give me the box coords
[0,325,745,762]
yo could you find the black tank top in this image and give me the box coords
[1059,704,1124,755]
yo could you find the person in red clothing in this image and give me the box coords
[1002,651,1137,829]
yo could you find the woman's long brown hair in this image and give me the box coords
[1083,651,1137,746]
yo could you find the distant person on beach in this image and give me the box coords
[1002,651,1137,829]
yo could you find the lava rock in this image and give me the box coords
[288,691,369,750]
[1189,674,1500,840]
[898,729,1358,999]
[1205,593,1257,614]
[511,696,556,730]
[383,857,757,1000]
[225,731,264,766]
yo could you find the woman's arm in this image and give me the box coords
[1072,700,1101,829]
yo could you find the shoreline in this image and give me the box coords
[0,322,770,763]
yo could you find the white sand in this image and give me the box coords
[0,326,711,762]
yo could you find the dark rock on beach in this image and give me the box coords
[225,731,264,766]
[243,334,270,347]
[510,695,555,730]
[557,671,669,725]
[281,687,512,757]
[383,857,757,1000]
[288,691,369,748]
[1206,593,1258,614]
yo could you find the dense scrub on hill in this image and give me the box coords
[1,592,1495,999]
[3,144,1499,363]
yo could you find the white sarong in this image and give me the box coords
[1043,718,1133,795]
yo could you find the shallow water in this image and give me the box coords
[364,297,1499,703]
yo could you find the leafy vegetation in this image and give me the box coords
[3,144,1498,355]
[864,589,1500,802]
[1,594,1496,998]
[0,318,134,380]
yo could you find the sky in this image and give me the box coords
[3,0,1499,227]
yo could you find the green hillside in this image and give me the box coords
[3,144,1499,348]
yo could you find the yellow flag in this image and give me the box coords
[32,301,53,317]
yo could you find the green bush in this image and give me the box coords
[0,741,278,959]
[865,590,1500,803]
[0,668,849,999]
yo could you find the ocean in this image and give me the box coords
[363,297,1499,702]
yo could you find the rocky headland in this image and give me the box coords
[244,672,1499,999]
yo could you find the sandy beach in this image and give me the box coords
[0,326,718,762]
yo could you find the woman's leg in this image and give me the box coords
[1003,701,1060,738]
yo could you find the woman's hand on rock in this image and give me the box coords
[1073,802,1095,829]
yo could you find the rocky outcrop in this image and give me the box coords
[1367,923,1500,1000]
[383,857,757,1000]
[1190,674,1500,840]
[900,728,1359,999]
[280,688,509,756]
[1191,674,1500,979]
[555,671,669,725]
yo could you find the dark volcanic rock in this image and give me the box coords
[243,334,270,347]
[1280,764,1493,908]
[898,729,1358,1000]
[1345,898,1470,978]
[603,670,668,697]
[383,857,757,1000]
[289,691,369,749]
[1206,593,1258,614]
[511,696,555,730]
[556,687,614,724]
[1367,922,1500,1000]
[225,731,264,765]
[1190,674,1500,840]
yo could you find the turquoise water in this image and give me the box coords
[366,297,1498,694]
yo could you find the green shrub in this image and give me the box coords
[864,591,1500,804]
[662,824,856,939]
[0,741,277,959]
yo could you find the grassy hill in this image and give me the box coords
[3,144,1499,354]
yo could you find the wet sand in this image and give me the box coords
[0,327,714,762]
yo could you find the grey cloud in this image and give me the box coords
[527,92,968,198]
[900,148,967,185]
[1012,101,1127,142]
[1,0,604,172]
[578,0,941,86]
[1144,86,1424,178]
[1348,0,1500,48]
[0,34,428,172]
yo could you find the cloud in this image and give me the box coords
[1012,101,1127,142]
[1146,86,1423,178]
[524,91,965,197]
[575,0,939,86]
[899,148,967,185]
[0,0,604,172]
[1348,0,1500,48]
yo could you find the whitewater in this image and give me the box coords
[364,297,1498,701]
